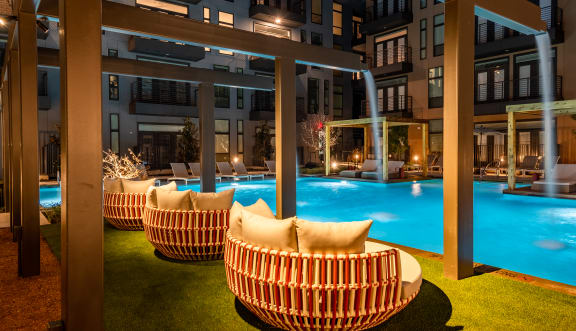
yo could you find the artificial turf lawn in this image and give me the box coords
[40,223,576,330]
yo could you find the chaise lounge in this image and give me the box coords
[361,160,405,180]
[339,159,379,178]
[532,164,576,193]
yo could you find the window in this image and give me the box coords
[420,19,427,60]
[311,0,322,24]
[110,114,120,153]
[333,85,343,117]
[433,14,444,56]
[311,32,323,46]
[108,49,118,57]
[428,66,443,108]
[434,0,442,4]
[237,120,244,158]
[374,29,407,67]
[254,22,291,39]
[323,80,330,115]
[333,2,342,36]
[300,29,307,43]
[214,65,230,108]
[236,68,244,109]
[136,0,188,17]
[475,58,508,103]
[215,120,230,162]
[203,8,211,51]
[420,0,427,9]
[108,75,119,101]
[218,11,234,55]
[376,77,408,112]
[352,16,363,40]
[38,71,48,96]
[308,78,320,114]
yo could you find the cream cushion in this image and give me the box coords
[121,178,156,194]
[365,241,422,300]
[295,219,373,254]
[145,182,178,208]
[156,189,193,210]
[103,179,123,193]
[241,210,297,252]
[191,189,235,211]
[228,199,275,240]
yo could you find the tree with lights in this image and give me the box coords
[299,114,340,163]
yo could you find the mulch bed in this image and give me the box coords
[0,228,60,330]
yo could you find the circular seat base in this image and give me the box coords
[151,244,224,261]
[105,218,143,231]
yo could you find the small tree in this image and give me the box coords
[388,126,408,161]
[178,117,200,162]
[299,114,340,162]
[253,122,274,166]
[103,149,146,179]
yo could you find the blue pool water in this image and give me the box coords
[40,178,576,286]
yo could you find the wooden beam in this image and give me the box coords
[37,48,274,90]
[422,124,429,177]
[507,112,517,190]
[382,119,388,182]
[324,125,331,176]
[59,0,104,328]
[18,10,40,277]
[275,57,296,219]
[474,0,547,34]
[363,127,369,161]
[199,83,216,193]
[506,100,576,114]
[443,0,475,280]
[37,1,364,72]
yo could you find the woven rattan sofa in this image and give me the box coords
[142,206,230,260]
[224,233,422,330]
[103,191,147,230]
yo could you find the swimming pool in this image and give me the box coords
[40,177,576,286]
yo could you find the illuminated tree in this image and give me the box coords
[103,149,146,179]
[299,115,340,160]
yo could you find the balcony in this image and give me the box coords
[249,56,307,75]
[130,79,197,117]
[360,0,412,35]
[475,5,563,59]
[249,0,306,28]
[474,75,563,115]
[128,36,205,62]
[368,45,412,78]
[361,95,413,119]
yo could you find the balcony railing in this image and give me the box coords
[131,79,195,106]
[362,95,413,117]
[474,75,562,103]
[372,45,412,68]
[250,0,306,19]
[365,0,411,23]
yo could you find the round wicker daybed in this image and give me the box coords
[142,206,230,260]
[103,192,147,231]
[224,233,422,331]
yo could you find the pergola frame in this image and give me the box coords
[324,117,428,181]
[506,100,576,190]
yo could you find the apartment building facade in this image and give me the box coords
[31,0,364,177]
[358,0,576,166]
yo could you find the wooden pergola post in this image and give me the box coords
[382,119,388,182]
[275,57,297,219]
[199,82,216,193]
[363,126,369,161]
[325,124,331,176]
[507,111,517,190]
[8,48,22,242]
[59,0,104,328]
[1,83,10,213]
[422,123,429,177]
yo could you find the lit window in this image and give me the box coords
[428,66,443,108]
[333,2,342,36]
[218,11,234,55]
[311,0,322,24]
[215,119,230,162]
[254,22,291,39]
[108,75,119,101]
[352,16,363,40]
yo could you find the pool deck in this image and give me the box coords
[368,237,576,296]
[503,186,576,200]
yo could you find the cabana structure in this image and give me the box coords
[506,100,576,190]
[0,0,547,328]
[324,117,428,181]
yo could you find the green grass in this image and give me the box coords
[40,224,576,330]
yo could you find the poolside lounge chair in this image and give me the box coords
[482,160,501,176]
[531,156,560,177]
[429,154,443,176]
[168,163,200,185]
[217,162,250,180]
[517,156,539,176]
[532,164,576,193]
[187,162,222,182]
[339,159,379,178]
[361,161,405,180]
[232,161,265,180]
[264,160,276,175]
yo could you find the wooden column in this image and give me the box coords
[9,50,22,241]
[199,82,216,193]
[422,123,429,177]
[1,84,10,213]
[324,124,331,176]
[59,0,104,328]
[382,120,388,182]
[18,11,40,277]
[363,126,369,160]
[507,111,516,190]
[275,57,296,219]
[443,0,475,280]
